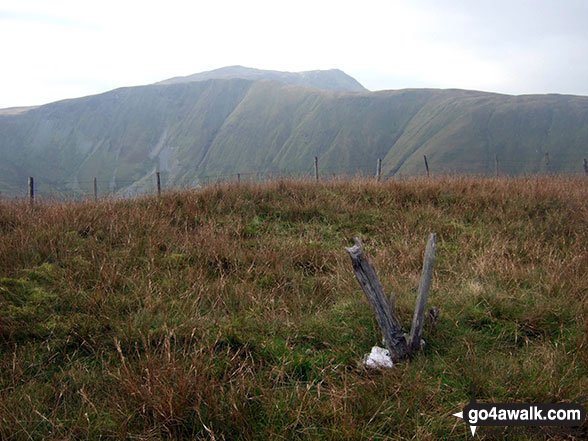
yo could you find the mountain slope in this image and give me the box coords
[157,65,368,92]
[1,78,588,197]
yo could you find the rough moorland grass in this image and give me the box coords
[0,176,587,440]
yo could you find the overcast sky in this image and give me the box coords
[1,0,588,108]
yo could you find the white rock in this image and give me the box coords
[363,346,394,369]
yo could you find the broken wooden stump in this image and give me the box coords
[408,233,436,352]
[345,237,407,361]
[345,233,437,364]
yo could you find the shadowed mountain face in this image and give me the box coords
[157,65,368,92]
[1,70,588,197]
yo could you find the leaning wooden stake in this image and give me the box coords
[408,233,436,352]
[346,233,437,362]
[345,238,408,361]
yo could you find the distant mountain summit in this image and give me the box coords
[2,70,588,198]
[157,65,368,92]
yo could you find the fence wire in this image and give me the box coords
[1,156,586,201]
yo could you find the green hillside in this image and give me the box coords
[1,77,588,197]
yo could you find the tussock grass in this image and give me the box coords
[1,176,587,440]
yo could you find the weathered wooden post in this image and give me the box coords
[423,155,430,177]
[376,158,382,182]
[314,156,319,182]
[156,172,161,196]
[345,238,408,361]
[583,158,587,176]
[93,177,98,201]
[28,176,34,204]
[237,173,241,184]
[345,233,437,363]
[408,233,436,352]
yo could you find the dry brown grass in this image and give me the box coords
[0,176,587,440]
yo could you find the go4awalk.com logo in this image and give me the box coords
[452,385,586,437]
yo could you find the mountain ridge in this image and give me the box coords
[1,71,588,197]
[157,65,368,92]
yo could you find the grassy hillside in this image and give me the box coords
[1,80,588,198]
[0,80,254,197]
[1,177,587,440]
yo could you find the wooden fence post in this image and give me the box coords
[314,156,319,182]
[408,233,436,352]
[237,173,241,184]
[156,172,161,196]
[423,155,430,177]
[93,177,98,201]
[28,176,34,204]
[583,158,587,176]
[345,238,408,361]
[345,234,438,362]
[376,158,382,182]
